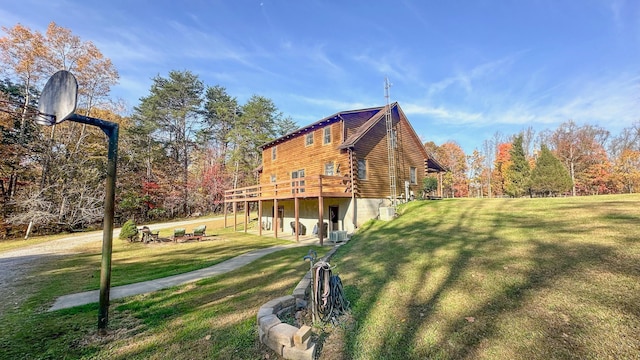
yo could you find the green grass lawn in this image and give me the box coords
[333,194,640,359]
[1,196,638,359]
[0,224,326,359]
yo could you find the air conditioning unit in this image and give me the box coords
[329,230,348,243]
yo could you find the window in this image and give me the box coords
[305,132,314,146]
[323,126,331,144]
[271,146,277,160]
[270,174,276,183]
[325,161,334,176]
[291,169,305,193]
[358,159,367,180]
[410,166,417,184]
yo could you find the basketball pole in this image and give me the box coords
[35,70,119,334]
[69,114,119,335]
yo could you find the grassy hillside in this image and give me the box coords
[1,195,638,359]
[332,194,640,359]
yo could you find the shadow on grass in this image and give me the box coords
[332,198,639,359]
[0,236,316,360]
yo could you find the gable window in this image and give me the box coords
[358,159,367,180]
[323,126,331,144]
[291,169,305,193]
[410,166,417,184]
[305,132,314,146]
[271,146,277,160]
[325,161,334,176]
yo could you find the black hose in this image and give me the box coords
[313,261,349,323]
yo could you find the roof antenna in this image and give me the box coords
[384,77,397,207]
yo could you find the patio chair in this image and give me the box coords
[173,228,186,243]
[192,225,206,241]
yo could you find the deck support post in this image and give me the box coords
[244,200,248,233]
[258,200,262,236]
[294,196,300,242]
[318,177,324,246]
[274,198,278,239]
[233,202,237,231]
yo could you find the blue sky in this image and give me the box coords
[2,0,639,153]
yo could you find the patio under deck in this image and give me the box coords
[224,175,354,245]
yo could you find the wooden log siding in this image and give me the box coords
[352,115,427,199]
[260,122,351,186]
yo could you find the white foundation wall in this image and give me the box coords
[352,198,389,226]
[260,197,390,235]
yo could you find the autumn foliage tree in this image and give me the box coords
[493,142,512,197]
[1,22,120,234]
[467,149,485,197]
[612,149,640,193]
[548,120,610,196]
[435,141,468,197]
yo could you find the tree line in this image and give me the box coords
[2,23,639,239]
[0,23,295,238]
[425,120,640,198]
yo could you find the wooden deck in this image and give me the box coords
[224,175,352,203]
[224,175,354,246]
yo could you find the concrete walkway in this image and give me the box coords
[49,242,315,311]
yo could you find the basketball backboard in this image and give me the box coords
[36,70,78,126]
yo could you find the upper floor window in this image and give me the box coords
[270,174,276,183]
[305,132,314,146]
[410,166,417,184]
[325,161,334,176]
[358,159,367,180]
[271,146,277,160]
[291,169,305,193]
[323,126,331,144]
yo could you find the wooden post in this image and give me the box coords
[224,199,227,228]
[244,200,248,233]
[318,176,324,246]
[318,196,324,246]
[294,196,300,243]
[258,200,262,236]
[233,202,237,232]
[274,198,278,239]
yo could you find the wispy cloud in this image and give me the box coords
[609,0,626,29]
[403,103,483,123]
[411,71,640,131]
[428,52,525,97]
[291,95,371,112]
[352,50,422,85]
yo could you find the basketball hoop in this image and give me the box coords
[35,70,78,126]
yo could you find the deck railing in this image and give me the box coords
[224,175,352,202]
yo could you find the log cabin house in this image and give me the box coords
[224,102,446,244]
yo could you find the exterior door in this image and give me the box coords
[329,205,339,231]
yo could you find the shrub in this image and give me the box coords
[119,219,138,241]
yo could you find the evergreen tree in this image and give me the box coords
[530,144,573,196]
[133,70,204,216]
[505,134,531,197]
